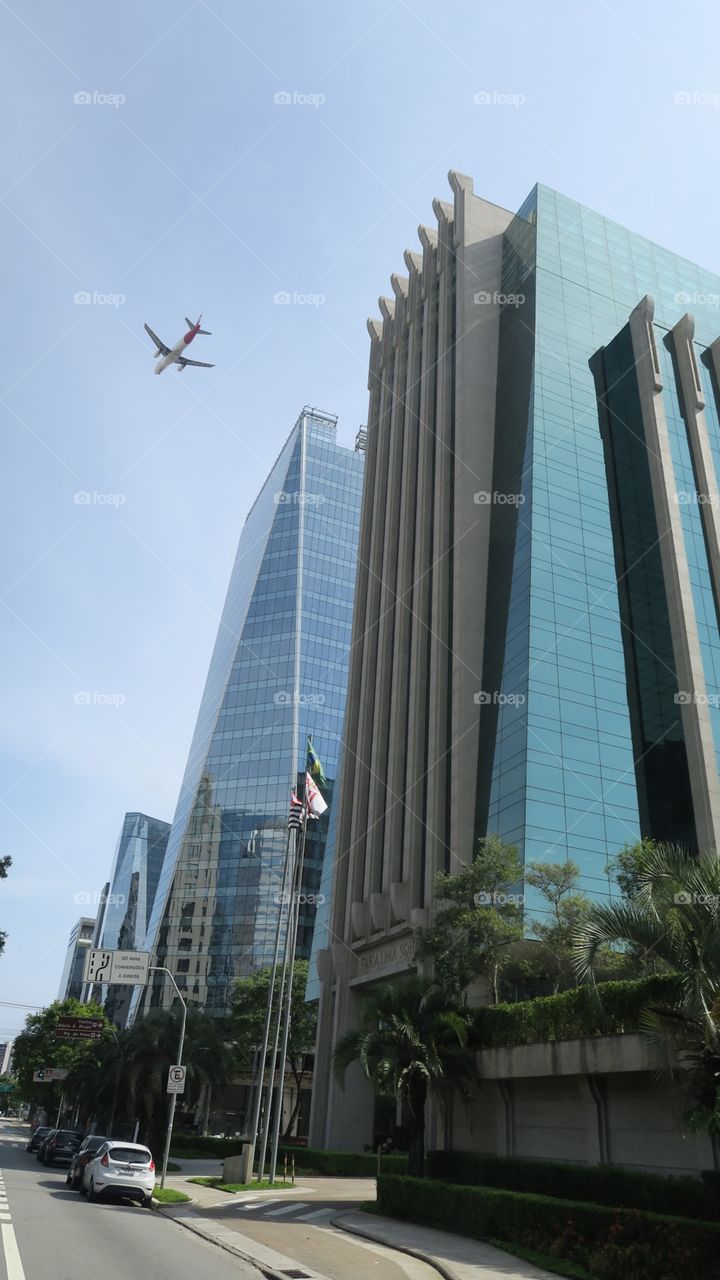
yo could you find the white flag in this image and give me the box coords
[305,771,327,817]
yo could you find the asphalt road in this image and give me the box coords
[0,1120,259,1280]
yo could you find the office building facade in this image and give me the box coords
[58,916,96,1002]
[313,174,720,1149]
[139,408,364,1016]
[90,812,171,1026]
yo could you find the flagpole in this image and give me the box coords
[240,821,294,1184]
[257,821,301,1182]
[268,803,309,1183]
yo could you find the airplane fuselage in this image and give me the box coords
[154,322,201,374]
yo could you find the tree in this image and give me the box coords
[231,961,317,1137]
[574,842,720,1133]
[334,978,476,1177]
[0,855,11,957]
[605,839,657,903]
[524,860,593,993]
[12,999,112,1118]
[414,836,524,1002]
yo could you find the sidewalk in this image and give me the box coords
[334,1210,558,1280]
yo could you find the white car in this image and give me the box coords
[83,1141,155,1208]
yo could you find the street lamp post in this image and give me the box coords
[150,966,187,1190]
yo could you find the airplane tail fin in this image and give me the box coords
[186,316,212,335]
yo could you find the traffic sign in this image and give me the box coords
[167,1065,186,1095]
[84,948,150,987]
[32,1068,69,1083]
[0,1084,14,1093]
[56,1016,105,1041]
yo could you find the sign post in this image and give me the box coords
[150,967,187,1190]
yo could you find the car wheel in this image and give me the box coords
[65,1172,71,1185]
[87,1179,96,1202]
[143,1194,153,1209]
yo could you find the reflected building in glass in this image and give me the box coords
[138,408,364,1017]
[314,173,720,1150]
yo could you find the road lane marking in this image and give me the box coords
[265,1202,308,1217]
[0,1213,12,1222]
[238,1198,282,1210]
[1,1224,26,1280]
[296,1207,334,1222]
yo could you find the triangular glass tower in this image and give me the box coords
[139,409,364,1016]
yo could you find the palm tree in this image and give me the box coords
[574,842,720,1133]
[333,977,477,1177]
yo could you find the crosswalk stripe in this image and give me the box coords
[295,1207,334,1223]
[238,1198,282,1210]
[265,1202,308,1217]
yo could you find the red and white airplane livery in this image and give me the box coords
[144,315,215,374]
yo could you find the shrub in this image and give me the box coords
[170,1135,244,1157]
[475,975,680,1049]
[377,1174,720,1280]
[426,1151,719,1222]
[169,1136,407,1177]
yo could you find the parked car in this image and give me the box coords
[67,1135,109,1190]
[36,1129,58,1161]
[83,1141,155,1208]
[26,1125,51,1153]
[41,1128,83,1166]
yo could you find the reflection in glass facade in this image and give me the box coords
[139,409,364,1017]
[93,812,171,1027]
[481,185,720,911]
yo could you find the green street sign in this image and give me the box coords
[0,1084,14,1093]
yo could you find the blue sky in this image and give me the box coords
[2,0,720,1035]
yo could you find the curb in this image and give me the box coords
[155,1202,287,1280]
[331,1212,459,1280]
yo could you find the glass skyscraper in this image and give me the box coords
[314,173,720,1150]
[139,408,364,1017]
[90,811,171,1026]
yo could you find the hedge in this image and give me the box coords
[476,975,680,1048]
[377,1174,720,1280]
[426,1151,720,1223]
[170,1135,407,1177]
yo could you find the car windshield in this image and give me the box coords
[83,1136,107,1151]
[35,1128,50,1137]
[58,1131,81,1142]
[108,1147,151,1165]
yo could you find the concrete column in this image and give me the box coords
[403,226,438,912]
[385,251,423,907]
[629,295,720,852]
[330,326,382,954]
[425,199,455,893]
[448,173,513,870]
[365,277,410,905]
[346,308,395,936]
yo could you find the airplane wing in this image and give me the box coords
[144,323,170,356]
[177,356,215,369]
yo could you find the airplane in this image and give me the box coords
[144,315,215,374]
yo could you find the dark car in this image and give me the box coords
[67,1135,109,1190]
[41,1129,82,1166]
[26,1125,52,1153]
[36,1128,58,1160]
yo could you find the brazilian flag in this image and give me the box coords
[307,737,326,786]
